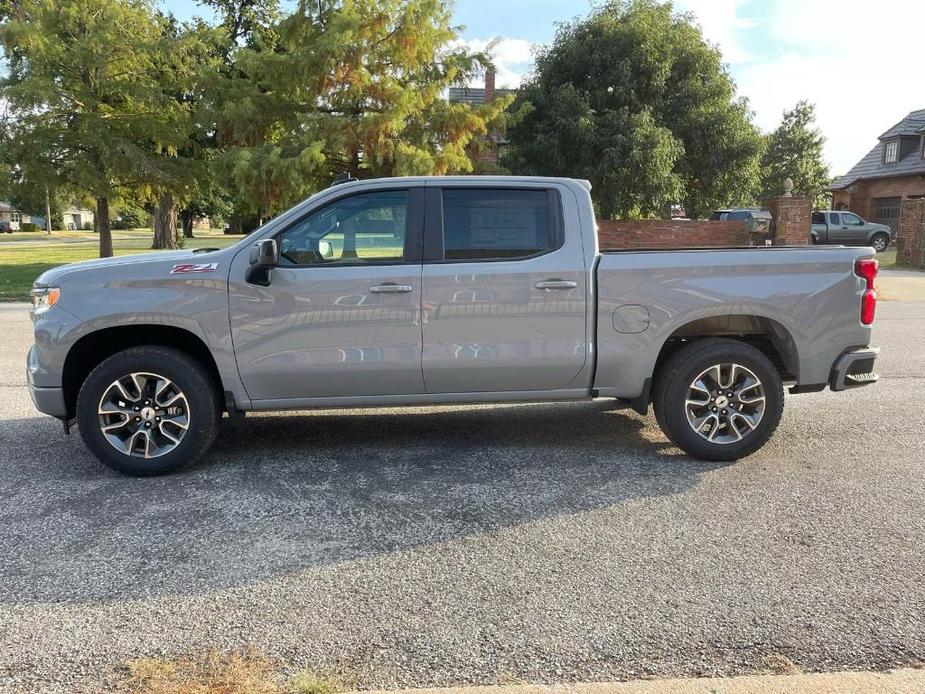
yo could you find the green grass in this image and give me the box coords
[0,229,242,301]
[879,248,897,269]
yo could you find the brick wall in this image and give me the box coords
[597,219,748,250]
[897,197,925,268]
[765,196,811,245]
[832,175,925,223]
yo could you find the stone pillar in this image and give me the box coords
[765,196,812,245]
[897,198,925,268]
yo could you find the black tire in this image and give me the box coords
[652,338,784,462]
[870,233,890,253]
[76,346,220,476]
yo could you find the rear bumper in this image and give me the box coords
[829,346,880,391]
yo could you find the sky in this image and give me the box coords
[164,0,925,174]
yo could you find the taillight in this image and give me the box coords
[855,258,878,325]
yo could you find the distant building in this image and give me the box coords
[448,69,516,167]
[63,204,95,230]
[0,201,33,230]
[829,109,925,234]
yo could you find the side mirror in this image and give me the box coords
[246,239,278,286]
[249,238,278,268]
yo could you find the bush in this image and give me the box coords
[20,222,38,232]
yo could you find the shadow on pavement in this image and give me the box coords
[0,401,729,604]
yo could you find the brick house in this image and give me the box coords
[448,69,516,167]
[829,109,925,234]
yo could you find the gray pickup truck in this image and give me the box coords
[27,176,881,475]
[812,210,893,252]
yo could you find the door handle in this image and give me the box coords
[535,279,578,290]
[369,284,413,294]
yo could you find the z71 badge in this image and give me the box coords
[170,262,219,274]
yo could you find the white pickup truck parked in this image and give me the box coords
[28,177,880,475]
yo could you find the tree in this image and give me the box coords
[760,100,831,208]
[0,0,191,257]
[502,0,763,219]
[207,0,513,220]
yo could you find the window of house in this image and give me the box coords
[884,140,899,163]
[875,197,902,222]
[10,212,20,223]
[441,189,554,261]
[278,190,408,265]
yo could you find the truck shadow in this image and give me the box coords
[0,401,731,605]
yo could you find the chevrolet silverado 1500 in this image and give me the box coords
[27,177,880,475]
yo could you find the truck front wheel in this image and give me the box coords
[870,233,890,253]
[76,346,220,476]
[653,338,784,462]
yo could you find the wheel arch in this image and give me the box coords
[652,313,799,386]
[62,325,224,418]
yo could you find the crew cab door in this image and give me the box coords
[228,186,425,401]
[826,212,851,243]
[839,212,869,244]
[420,184,588,393]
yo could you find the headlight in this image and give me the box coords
[30,286,61,314]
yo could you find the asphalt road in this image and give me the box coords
[1,297,923,692]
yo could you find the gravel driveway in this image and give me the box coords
[1,299,923,692]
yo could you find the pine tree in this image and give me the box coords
[207,0,513,220]
[0,0,192,257]
[760,101,831,208]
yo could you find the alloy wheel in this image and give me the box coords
[97,372,191,458]
[685,362,766,444]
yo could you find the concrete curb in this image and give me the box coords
[359,669,925,694]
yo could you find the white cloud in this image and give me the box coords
[450,37,534,89]
[456,1,925,174]
[683,0,925,173]
[673,0,756,64]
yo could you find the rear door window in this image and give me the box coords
[829,213,841,225]
[440,189,555,261]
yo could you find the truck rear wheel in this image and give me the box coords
[76,346,220,476]
[653,338,784,462]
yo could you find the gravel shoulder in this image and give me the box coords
[1,302,924,693]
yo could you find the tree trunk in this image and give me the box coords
[181,210,194,238]
[227,214,243,235]
[45,185,53,235]
[96,197,112,258]
[153,193,179,249]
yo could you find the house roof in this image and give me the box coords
[0,201,15,212]
[879,109,925,139]
[448,86,516,105]
[830,109,925,189]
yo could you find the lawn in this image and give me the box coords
[0,229,242,301]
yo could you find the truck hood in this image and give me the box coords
[34,248,228,286]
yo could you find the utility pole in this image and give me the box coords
[44,185,52,235]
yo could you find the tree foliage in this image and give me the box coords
[0,0,193,255]
[760,100,831,208]
[207,0,512,219]
[503,0,762,219]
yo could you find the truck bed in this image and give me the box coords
[592,245,874,400]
